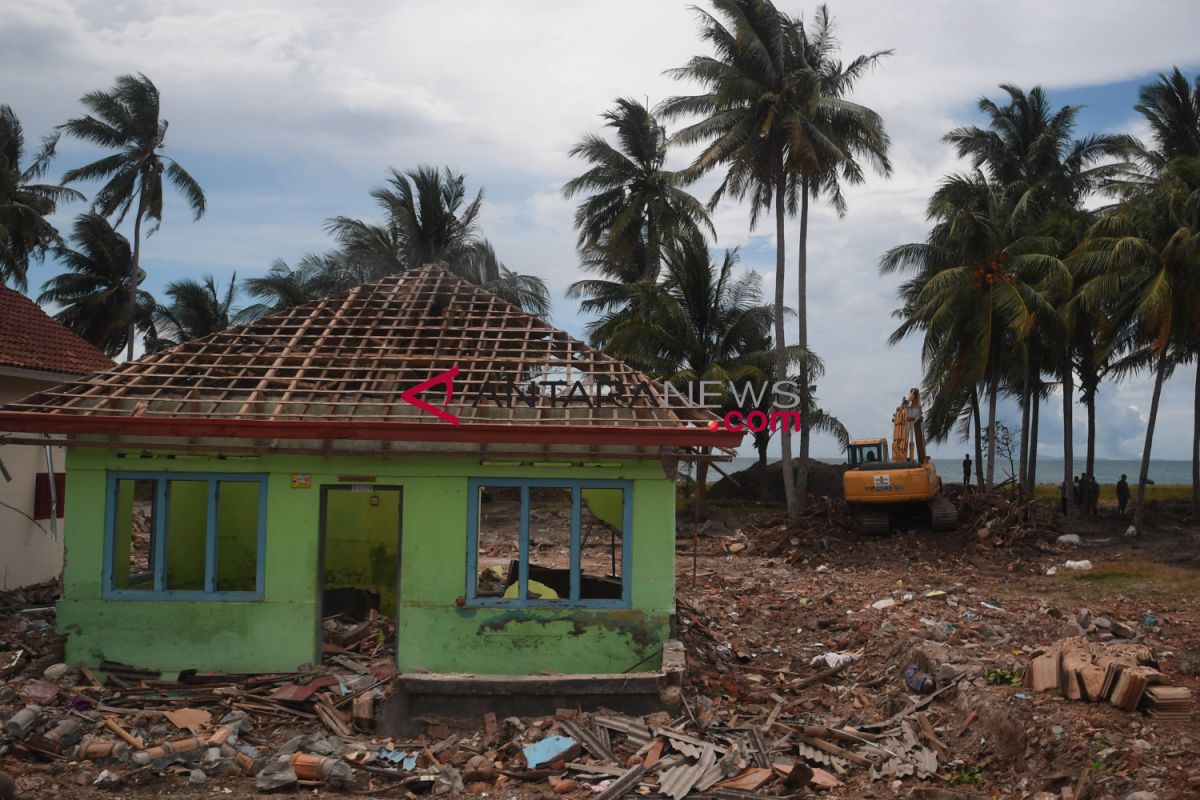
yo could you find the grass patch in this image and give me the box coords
[1056,559,1200,601]
[1033,483,1192,504]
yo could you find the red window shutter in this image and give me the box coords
[33,473,67,520]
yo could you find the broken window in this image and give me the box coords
[467,479,630,607]
[111,478,157,591]
[106,473,266,598]
[474,485,521,599]
[526,487,572,600]
[579,488,624,600]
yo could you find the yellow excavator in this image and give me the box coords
[842,388,958,534]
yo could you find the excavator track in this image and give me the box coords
[929,495,959,531]
[854,507,891,536]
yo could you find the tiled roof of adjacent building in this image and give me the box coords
[0,286,115,377]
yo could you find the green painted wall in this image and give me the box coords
[59,449,676,676]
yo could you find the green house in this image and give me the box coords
[0,265,740,697]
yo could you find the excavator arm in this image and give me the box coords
[891,388,928,464]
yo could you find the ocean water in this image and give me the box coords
[721,457,1194,486]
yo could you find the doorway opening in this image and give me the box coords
[318,485,402,664]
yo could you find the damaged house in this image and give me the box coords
[0,286,114,590]
[0,264,740,716]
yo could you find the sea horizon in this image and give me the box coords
[722,456,1195,486]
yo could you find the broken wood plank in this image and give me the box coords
[102,716,143,749]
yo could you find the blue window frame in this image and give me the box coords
[466,478,633,608]
[102,472,267,601]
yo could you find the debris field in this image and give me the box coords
[1,489,1199,799]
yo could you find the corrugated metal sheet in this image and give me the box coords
[594,715,652,749]
[659,744,715,800]
[560,719,615,763]
[796,741,847,770]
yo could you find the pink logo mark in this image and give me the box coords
[401,366,460,425]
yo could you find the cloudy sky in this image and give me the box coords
[3,0,1199,461]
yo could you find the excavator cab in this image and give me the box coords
[848,438,889,467]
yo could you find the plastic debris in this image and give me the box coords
[1064,560,1093,572]
[903,664,934,694]
[522,735,579,768]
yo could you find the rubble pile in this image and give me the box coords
[3,503,1199,797]
[953,490,1066,545]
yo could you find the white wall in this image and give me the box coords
[0,374,67,590]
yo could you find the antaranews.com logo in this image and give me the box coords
[400,367,801,434]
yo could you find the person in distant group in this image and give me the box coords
[1072,475,1082,507]
[1086,473,1100,516]
[962,453,972,487]
[1116,474,1130,515]
[1059,481,1069,515]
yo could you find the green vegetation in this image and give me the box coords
[1033,483,1191,504]
[885,71,1200,534]
[946,762,986,786]
[985,666,1025,686]
[1056,559,1200,601]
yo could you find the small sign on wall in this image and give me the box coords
[291,473,312,489]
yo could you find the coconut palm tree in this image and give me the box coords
[460,240,550,316]
[785,6,891,504]
[241,254,344,319]
[659,0,816,520]
[326,165,549,314]
[600,231,777,519]
[59,73,206,361]
[944,85,1131,493]
[1128,67,1200,518]
[1074,156,1200,534]
[0,106,84,289]
[146,274,249,351]
[38,213,153,356]
[883,171,1068,488]
[562,98,712,283]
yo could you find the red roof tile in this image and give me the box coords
[0,287,115,377]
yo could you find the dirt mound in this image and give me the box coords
[709,458,847,502]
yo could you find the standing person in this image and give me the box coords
[962,453,972,488]
[1116,474,1130,515]
[1087,474,1100,516]
[1073,475,1082,507]
[1059,482,1069,515]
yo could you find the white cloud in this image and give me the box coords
[2,0,1199,459]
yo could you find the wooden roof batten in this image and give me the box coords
[0,264,740,456]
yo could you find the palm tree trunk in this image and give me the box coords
[127,191,146,362]
[1028,384,1040,489]
[1193,361,1200,520]
[773,169,799,520]
[1018,343,1032,494]
[1062,354,1074,515]
[796,178,810,511]
[1085,392,1097,479]
[985,348,1000,489]
[971,388,984,487]
[1135,351,1169,535]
